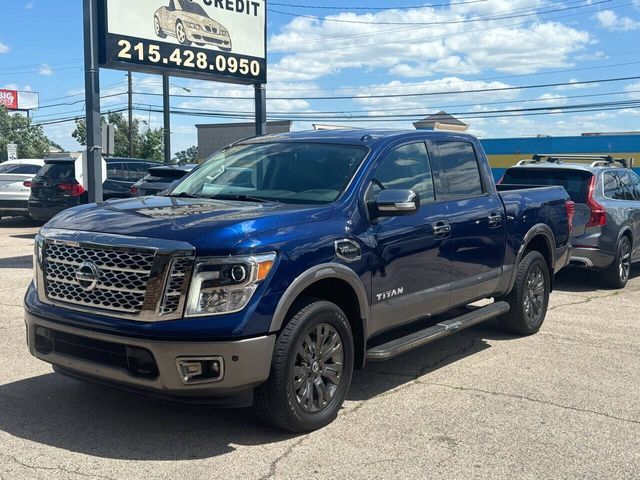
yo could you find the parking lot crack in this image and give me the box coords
[0,453,117,480]
[422,383,640,426]
[257,436,308,480]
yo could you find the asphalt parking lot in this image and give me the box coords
[0,217,638,480]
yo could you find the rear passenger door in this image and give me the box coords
[430,140,506,308]
[104,162,131,199]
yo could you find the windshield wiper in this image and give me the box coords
[165,192,204,199]
[211,194,277,203]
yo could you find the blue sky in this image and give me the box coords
[1,0,640,156]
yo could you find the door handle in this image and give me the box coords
[488,213,503,227]
[433,222,452,237]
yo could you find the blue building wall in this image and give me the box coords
[479,133,640,181]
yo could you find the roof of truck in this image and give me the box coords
[240,129,480,147]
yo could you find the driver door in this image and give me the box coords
[366,142,452,336]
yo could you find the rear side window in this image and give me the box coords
[14,164,42,174]
[127,162,151,181]
[107,162,129,181]
[432,141,483,198]
[630,171,640,200]
[36,163,75,181]
[501,168,592,203]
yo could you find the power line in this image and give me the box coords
[270,0,489,10]
[132,75,640,101]
[268,0,612,26]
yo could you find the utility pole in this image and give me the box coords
[254,84,266,136]
[163,75,171,163]
[83,0,103,203]
[128,71,133,157]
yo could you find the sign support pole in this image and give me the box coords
[255,84,266,136]
[83,0,103,203]
[163,75,171,164]
[128,71,133,157]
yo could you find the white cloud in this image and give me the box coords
[0,42,10,53]
[268,5,591,81]
[25,2,34,9]
[596,10,640,31]
[38,64,53,76]
[625,82,640,100]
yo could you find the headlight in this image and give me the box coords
[185,253,276,317]
[187,22,200,29]
[33,233,44,288]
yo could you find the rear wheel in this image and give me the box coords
[254,298,354,432]
[600,236,631,289]
[154,16,167,38]
[498,251,550,335]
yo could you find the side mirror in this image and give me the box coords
[373,189,420,218]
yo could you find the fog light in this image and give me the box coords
[34,326,53,354]
[176,357,224,384]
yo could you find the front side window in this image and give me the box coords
[629,171,640,200]
[171,142,368,205]
[370,142,435,202]
[433,141,484,198]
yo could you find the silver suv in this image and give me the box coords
[501,154,640,289]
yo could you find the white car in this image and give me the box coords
[0,159,44,222]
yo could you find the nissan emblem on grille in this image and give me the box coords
[75,261,100,291]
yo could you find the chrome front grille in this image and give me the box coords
[159,257,193,315]
[44,242,155,314]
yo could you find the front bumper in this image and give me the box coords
[25,310,275,405]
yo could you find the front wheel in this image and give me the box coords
[254,298,354,432]
[175,21,191,45]
[498,250,550,335]
[600,236,631,289]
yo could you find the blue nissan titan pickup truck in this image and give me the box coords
[24,130,573,432]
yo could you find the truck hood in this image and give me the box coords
[45,196,333,253]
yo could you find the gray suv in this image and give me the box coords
[501,154,640,289]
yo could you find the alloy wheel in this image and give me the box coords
[176,23,186,43]
[291,323,344,414]
[619,241,631,283]
[523,265,545,324]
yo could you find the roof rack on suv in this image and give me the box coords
[517,154,633,168]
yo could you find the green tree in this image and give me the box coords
[0,106,55,161]
[174,145,199,164]
[72,112,164,160]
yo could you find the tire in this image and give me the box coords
[498,251,550,335]
[600,236,631,289]
[154,16,167,38]
[175,21,191,45]
[254,298,354,432]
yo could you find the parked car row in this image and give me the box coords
[0,157,195,223]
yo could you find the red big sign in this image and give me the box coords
[0,89,18,110]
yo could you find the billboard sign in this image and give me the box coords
[0,90,18,110]
[0,89,39,111]
[98,0,266,84]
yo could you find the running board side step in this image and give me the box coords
[366,301,510,362]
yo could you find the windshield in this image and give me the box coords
[178,0,209,16]
[171,142,368,204]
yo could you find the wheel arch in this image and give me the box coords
[508,224,556,294]
[269,263,370,369]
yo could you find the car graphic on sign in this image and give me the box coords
[154,0,232,52]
